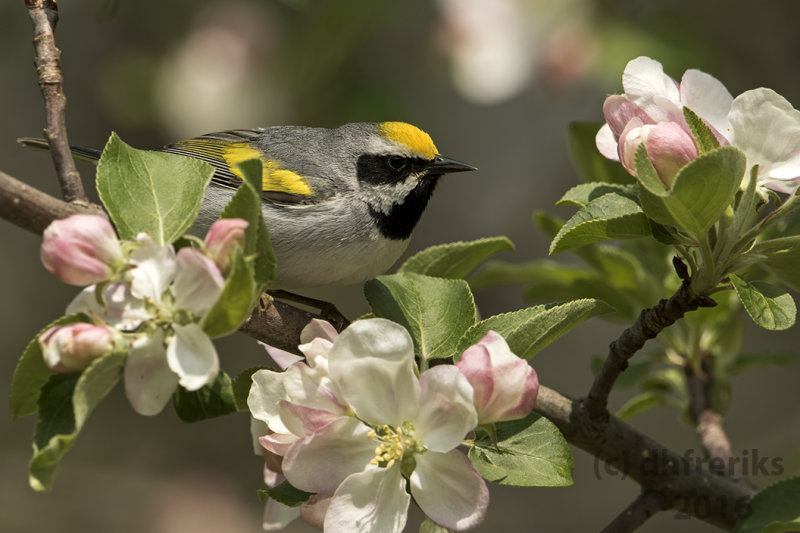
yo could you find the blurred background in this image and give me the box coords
[2,1,800,531]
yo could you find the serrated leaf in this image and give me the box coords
[735,477,800,533]
[468,411,573,486]
[29,352,125,491]
[683,107,720,154]
[257,481,314,507]
[172,370,237,423]
[638,146,745,237]
[533,210,564,239]
[456,299,612,360]
[96,132,214,244]
[398,237,513,279]
[232,366,268,411]
[567,121,634,184]
[221,159,276,288]
[730,274,797,331]
[550,193,652,254]
[556,183,637,208]
[365,273,476,360]
[201,251,256,338]
[615,391,668,420]
[10,314,89,419]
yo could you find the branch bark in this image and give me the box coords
[26,0,86,204]
[586,281,717,419]
[600,491,667,533]
[685,354,734,472]
[535,386,755,530]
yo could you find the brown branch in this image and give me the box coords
[535,386,756,530]
[600,491,667,533]
[26,0,86,204]
[586,281,717,420]
[685,354,734,472]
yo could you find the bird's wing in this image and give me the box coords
[162,129,316,205]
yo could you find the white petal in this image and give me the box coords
[129,236,176,304]
[66,283,151,331]
[300,319,339,344]
[166,323,219,391]
[622,56,680,119]
[282,416,374,495]
[415,366,477,453]
[730,88,800,184]
[124,330,178,415]
[595,123,620,161]
[250,418,269,455]
[248,368,289,432]
[283,363,347,416]
[262,499,300,531]
[680,68,733,136]
[410,450,489,531]
[172,248,224,316]
[258,341,304,370]
[328,319,420,427]
[325,467,409,533]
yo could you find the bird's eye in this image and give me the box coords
[388,155,407,170]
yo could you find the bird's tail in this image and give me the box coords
[17,137,102,163]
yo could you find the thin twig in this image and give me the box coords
[585,281,716,420]
[600,491,667,533]
[26,0,86,203]
[535,386,756,530]
[685,354,734,473]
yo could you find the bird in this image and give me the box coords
[20,122,475,288]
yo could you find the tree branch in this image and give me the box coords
[26,0,86,204]
[685,354,734,472]
[535,386,755,530]
[600,491,667,533]
[586,281,717,419]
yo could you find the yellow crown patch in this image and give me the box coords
[378,122,438,160]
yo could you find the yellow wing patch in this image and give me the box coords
[221,143,314,197]
[378,122,438,160]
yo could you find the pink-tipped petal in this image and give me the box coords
[646,122,699,187]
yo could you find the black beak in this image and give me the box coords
[427,154,477,174]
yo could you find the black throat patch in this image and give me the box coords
[367,177,440,240]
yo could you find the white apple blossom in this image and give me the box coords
[248,318,489,532]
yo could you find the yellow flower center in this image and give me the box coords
[367,422,425,470]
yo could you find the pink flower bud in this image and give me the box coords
[41,214,122,286]
[39,323,115,372]
[456,331,539,424]
[204,218,249,272]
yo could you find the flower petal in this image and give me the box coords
[166,323,219,391]
[415,366,477,453]
[172,247,225,316]
[646,122,699,187]
[410,450,489,532]
[248,368,289,431]
[300,319,339,344]
[327,319,420,427]
[622,56,680,119]
[129,234,176,304]
[282,363,347,416]
[680,68,733,137]
[595,124,620,161]
[262,499,300,531]
[325,467,410,533]
[602,94,655,138]
[124,329,178,415]
[258,342,304,370]
[729,88,800,191]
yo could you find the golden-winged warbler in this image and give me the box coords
[23,122,475,288]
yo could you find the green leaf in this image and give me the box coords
[638,146,745,237]
[633,143,669,195]
[201,251,256,338]
[615,391,668,420]
[730,274,797,331]
[456,299,612,360]
[549,193,652,254]
[683,107,720,154]
[468,412,573,487]
[96,132,214,244]
[533,210,564,239]
[257,481,314,507]
[398,237,514,279]
[760,243,800,293]
[232,366,268,411]
[735,477,800,533]
[364,273,476,361]
[29,352,125,491]
[556,183,637,208]
[567,121,634,184]
[221,159,276,288]
[172,370,237,423]
[10,314,89,419]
